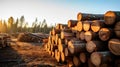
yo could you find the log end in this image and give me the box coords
[104,11,116,25]
[91,52,101,66]
[77,21,83,32]
[108,39,120,55]
[86,41,96,53]
[73,56,81,67]
[99,28,110,41]
[61,52,65,62]
[79,53,86,63]
[85,31,92,42]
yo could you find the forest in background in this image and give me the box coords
[0,16,53,34]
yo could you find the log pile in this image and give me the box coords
[17,33,48,43]
[0,33,11,49]
[45,11,120,67]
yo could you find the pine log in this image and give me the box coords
[64,47,73,57]
[73,56,81,67]
[61,29,75,39]
[79,31,85,40]
[67,60,74,67]
[71,26,78,33]
[64,37,76,45]
[114,21,120,38]
[68,20,78,27]
[86,40,108,53]
[52,28,61,35]
[68,40,86,54]
[104,11,120,25]
[58,38,65,45]
[98,28,113,41]
[60,24,68,30]
[55,34,60,45]
[83,21,93,31]
[55,49,61,62]
[51,51,55,57]
[91,20,105,32]
[79,52,90,63]
[60,51,66,62]
[90,51,114,67]
[51,35,56,44]
[58,43,66,52]
[56,23,61,29]
[76,21,83,32]
[84,31,98,42]
[108,38,120,55]
[77,12,104,21]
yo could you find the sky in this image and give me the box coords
[0,0,119,27]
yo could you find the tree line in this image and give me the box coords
[0,16,53,34]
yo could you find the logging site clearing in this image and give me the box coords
[0,10,120,67]
[0,38,66,67]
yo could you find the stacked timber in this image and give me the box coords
[45,11,120,67]
[17,33,48,43]
[0,33,10,49]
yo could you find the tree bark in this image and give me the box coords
[91,20,105,32]
[83,21,93,31]
[90,51,114,67]
[86,40,108,53]
[68,20,78,27]
[77,12,104,21]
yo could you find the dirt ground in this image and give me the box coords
[0,39,67,67]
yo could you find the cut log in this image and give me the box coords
[79,52,89,63]
[55,34,60,45]
[67,60,74,67]
[86,40,108,53]
[68,40,86,54]
[58,38,65,45]
[90,51,114,67]
[51,35,56,44]
[76,21,83,32]
[55,49,61,62]
[104,11,120,25]
[84,31,98,42]
[64,37,76,45]
[60,24,68,30]
[61,52,66,62]
[51,51,55,57]
[68,20,78,27]
[114,21,120,38]
[77,12,104,21]
[52,28,61,35]
[73,56,81,67]
[99,28,113,41]
[56,23,61,29]
[108,38,120,55]
[64,47,73,57]
[79,31,85,40]
[91,20,105,32]
[58,43,66,52]
[61,29,75,39]
[83,21,93,31]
